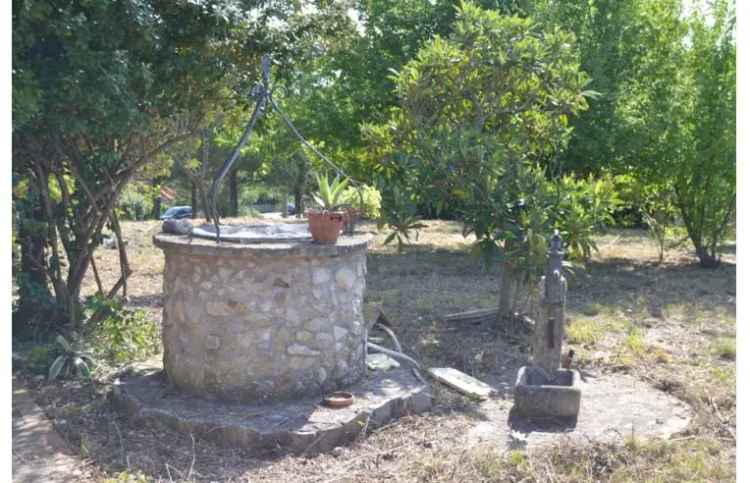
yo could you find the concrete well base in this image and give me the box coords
[110,361,431,455]
[513,366,581,418]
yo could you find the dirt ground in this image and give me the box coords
[19,219,736,482]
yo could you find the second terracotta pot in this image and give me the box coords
[307,210,345,244]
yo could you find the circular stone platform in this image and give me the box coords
[465,369,692,450]
[154,231,371,403]
[111,360,431,455]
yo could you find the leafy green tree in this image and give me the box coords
[673,1,735,266]
[615,0,735,267]
[365,2,592,318]
[536,0,735,266]
[530,0,642,175]
[12,0,264,330]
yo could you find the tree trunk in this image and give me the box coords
[15,200,53,333]
[497,261,518,321]
[199,186,211,222]
[191,183,198,219]
[152,195,162,220]
[294,188,304,218]
[696,246,720,268]
[229,169,239,217]
[109,212,131,298]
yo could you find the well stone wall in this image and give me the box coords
[154,234,369,403]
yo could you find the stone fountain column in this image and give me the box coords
[514,231,580,418]
[532,231,567,373]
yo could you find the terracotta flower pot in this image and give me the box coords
[307,210,344,244]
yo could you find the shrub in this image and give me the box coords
[550,174,621,261]
[83,296,160,365]
[340,184,382,219]
[118,185,154,221]
[48,335,95,381]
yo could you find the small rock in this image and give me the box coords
[334,326,348,341]
[205,336,221,350]
[313,268,330,284]
[305,318,326,331]
[296,331,314,343]
[288,344,320,356]
[331,446,345,457]
[335,268,356,290]
[316,333,334,346]
[273,278,290,288]
[162,219,193,235]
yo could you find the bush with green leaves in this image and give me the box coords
[377,181,427,252]
[83,296,160,365]
[340,185,382,220]
[118,184,154,221]
[550,174,621,261]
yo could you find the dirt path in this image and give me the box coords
[12,376,90,482]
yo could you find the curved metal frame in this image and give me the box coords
[206,55,363,242]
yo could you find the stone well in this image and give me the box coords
[154,226,370,403]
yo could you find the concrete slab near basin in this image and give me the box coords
[513,366,581,419]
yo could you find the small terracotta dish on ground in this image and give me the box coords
[323,391,354,408]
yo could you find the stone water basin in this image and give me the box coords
[513,366,581,418]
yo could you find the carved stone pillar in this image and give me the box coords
[532,231,567,374]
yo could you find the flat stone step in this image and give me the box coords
[426,367,498,400]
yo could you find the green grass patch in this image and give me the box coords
[625,327,646,354]
[711,337,736,361]
[567,318,605,346]
[711,366,736,387]
[611,325,647,367]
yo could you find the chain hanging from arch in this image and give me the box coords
[207,55,364,242]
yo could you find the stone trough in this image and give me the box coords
[112,223,430,453]
[513,367,581,418]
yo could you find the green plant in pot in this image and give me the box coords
[308,172,349,244]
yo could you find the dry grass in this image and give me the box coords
[410,437,733,482]
[22,220,735,482]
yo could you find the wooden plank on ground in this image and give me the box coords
[443,308,498,323]
[426,367,498,400]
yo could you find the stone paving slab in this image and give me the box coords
[111,364,431,455]
[12,376,85,483]
[466,371,692,450]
